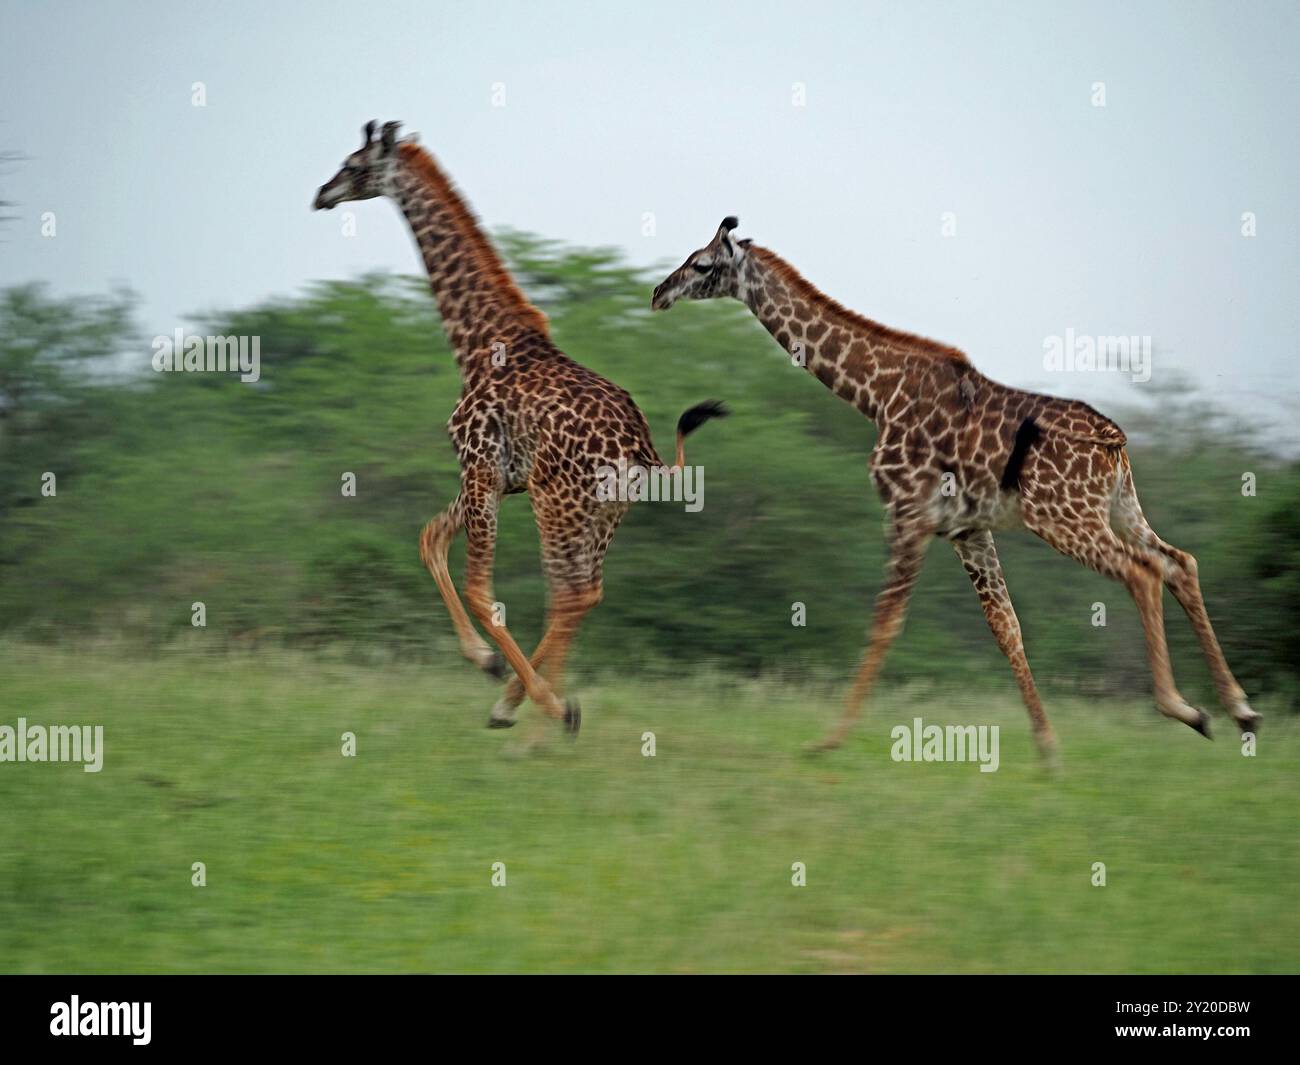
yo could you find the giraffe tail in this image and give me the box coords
[673,400,729,469]
[1000,417,1041,490]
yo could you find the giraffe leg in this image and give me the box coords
[1111,455,1259,734]
[485,627,553,728]
[491,501,625,729]
[459,470,572,728]
[534,586,601,698]
[492,584,603,730]
[808,520,932,752]
[952,530,1057,761]
[486,586,600,727]
[1024,505,1211,738]
[1155,545,1258,734]
[532,504,625,707]
[418,499,504,678]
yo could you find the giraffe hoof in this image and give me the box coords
[486,716,516,729]
[1190,711,1213,740]
[482,652,507,680]
[1234,709,1262,736]
[563,699,581,737]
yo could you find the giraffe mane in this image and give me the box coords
[397,143,550,336]
[747,245,969,365]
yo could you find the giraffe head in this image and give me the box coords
[312,120,409,210]
[650,217,748,311]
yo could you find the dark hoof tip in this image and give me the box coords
[486,716,515,729]
[1237,715,1261,737]
[1192,711,1213,740]
[563,699,581,737]
[483,652,507,680]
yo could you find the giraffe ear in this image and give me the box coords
[381,121,402,152]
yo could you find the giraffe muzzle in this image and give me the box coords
[650,284,674,311]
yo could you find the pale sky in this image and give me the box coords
[1,0,1297,428]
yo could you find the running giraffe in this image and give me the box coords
[313,122,726,734]
[652,217,1259,756]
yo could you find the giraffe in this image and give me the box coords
[651,217,1260,757]
[313,122,726,734]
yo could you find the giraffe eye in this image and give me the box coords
[691,261,712,273]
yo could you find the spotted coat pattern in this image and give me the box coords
[315,123,721,734]
[652,220,1259,754]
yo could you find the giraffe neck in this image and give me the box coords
[738,246,969,425]
[391,143,548,374]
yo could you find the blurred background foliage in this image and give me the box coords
[2,233,1296,706]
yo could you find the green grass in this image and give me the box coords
[0,643,1295,974]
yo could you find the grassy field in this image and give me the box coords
[0,643,1295,974]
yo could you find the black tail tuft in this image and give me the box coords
[677,400,730,437]
[1000,416,1041,491]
